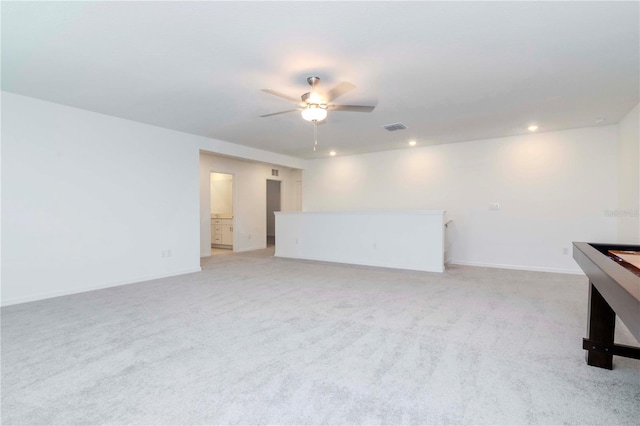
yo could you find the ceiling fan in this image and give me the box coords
[260,76,375,151]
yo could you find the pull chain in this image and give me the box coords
[313,121,318,151]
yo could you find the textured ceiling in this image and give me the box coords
[2,1,639,159]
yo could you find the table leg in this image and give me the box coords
[586,283,615,369]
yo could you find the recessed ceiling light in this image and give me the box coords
[329,150,336,156]
[528,125,539,132]
[409,140,417,146]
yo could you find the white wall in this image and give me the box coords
[198,133,304,170]
[275,210,446,272]
[617,103,640,243]
[303,126,619,273]
[2,92,304,305]
[2,92,202,305]
[199,152,302,256]
[2,90,629,303]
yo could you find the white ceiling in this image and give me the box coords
[2,1,638,159]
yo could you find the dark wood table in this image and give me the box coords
[573,242,640,369]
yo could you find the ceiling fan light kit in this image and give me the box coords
[301,105,327,122]
[261,76,375,151]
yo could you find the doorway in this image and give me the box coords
[210,172,234,255]
[266,179,281,247]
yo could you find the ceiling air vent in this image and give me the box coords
[382,122,407,131]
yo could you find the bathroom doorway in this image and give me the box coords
[266,179,281,247]
[210,172,234,255]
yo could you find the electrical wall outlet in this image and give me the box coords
[489,203,500,210]
[562,247,569,255]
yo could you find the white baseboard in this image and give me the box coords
[448,259,584,275]
[1,266,202,307]
[274,253,444,273]
[234,245,267,253]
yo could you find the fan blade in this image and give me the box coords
[260,109,300,117]
[328,104,375,112]
[325,82,356,102]
[261,89,300,103]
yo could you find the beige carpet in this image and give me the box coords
[2,248,639,425]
